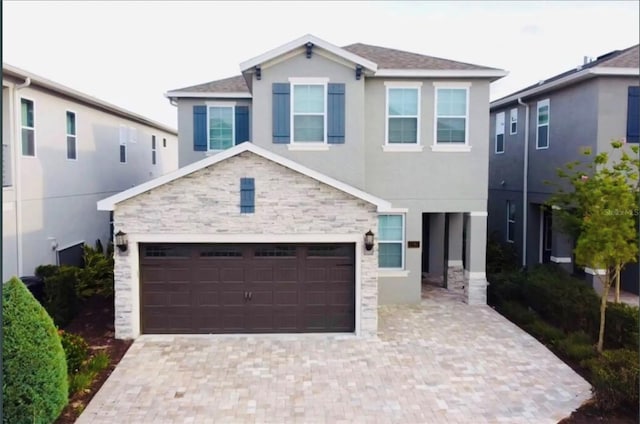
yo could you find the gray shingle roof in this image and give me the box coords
[170,75,249,93]
[342,43,500,71]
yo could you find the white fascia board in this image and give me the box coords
[97,143,392,212]
[3,63,177,135]
[375,69,508,79]
[491,66,638,109]
[164,91,252,99]
[239,34,378,72]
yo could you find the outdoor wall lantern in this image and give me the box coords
[364,230,375,251]
[115,230,128,252]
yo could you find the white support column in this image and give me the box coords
[447,213,464,292]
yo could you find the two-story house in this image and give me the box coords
[98,35,506,339]
[487,45,639,294]
[2,64,179,281]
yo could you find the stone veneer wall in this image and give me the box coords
[112,151,379,338]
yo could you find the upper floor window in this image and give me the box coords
[386,86,420,144]
[151,135,157,165]
[21,98,35,156]
[627,86,639,143]
[209,106,234,150]
[495,112,505,154]
[66,111,77,160]
[536,99,550,149]
[292,83,326,143]
[510,108,518,135]
[435,85,469,145]
[378,214,405,269]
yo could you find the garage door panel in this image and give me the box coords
[140,243,354,334]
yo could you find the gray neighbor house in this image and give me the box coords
[98,34,508,339]
[487,44,640,294]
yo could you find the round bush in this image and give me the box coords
[2,277,68,424]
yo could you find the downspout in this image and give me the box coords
[518,97,529,269]
[14,77,31,276]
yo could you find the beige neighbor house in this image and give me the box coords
[2,64,178,282]
[98,35,507,339]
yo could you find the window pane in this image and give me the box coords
[66,112,75,135]
[508,222,515,241]
[379,215,403,240]
[496,134,504,152]
[508,202,516,220]
[388,88,418,116]
[437,89,466,116]
[21,129,34,156]
[119,144,126,162]
[294,115,324,142]
[388,117,417,143]
[152,150,156,165]
[21,99,33,127]
[437,117,466,143]
[379,243,402,268]
[538,106,549,125]
[294,85,324,113]
[537,125,549,148]
[209,107,233,150]
[67,136,76,159]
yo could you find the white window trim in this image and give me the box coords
[288,77,329,145]
[433,82,471,148]
[128,126,137,144]
[20,96,36,158]
[66,110,77,161]
[206,102,236,152]
[378,213,406,271]
[506,201,515,243]
[536,99,550,150]
[510,108,518,135]
[495,111,505,154]
[384,81,422,148]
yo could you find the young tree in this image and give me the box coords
[548,141,639,352]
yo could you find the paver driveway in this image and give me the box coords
[78,286,591,423]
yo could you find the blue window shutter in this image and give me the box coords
[272,83,290,143]
[193,105,207,151]
[327,83,345,144]
[235,106,250,145]
[627,86,639,143]
[240,178,255,213]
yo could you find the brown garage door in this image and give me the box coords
[139,243,355,334]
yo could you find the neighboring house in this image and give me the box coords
[2,64,178,282]
[487,45,640,294]
[99,34,506,339]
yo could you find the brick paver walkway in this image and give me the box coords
[78,285,590,423]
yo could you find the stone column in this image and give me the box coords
[428,213,445,285]
[447,213,464,293]
[464,212,489,305]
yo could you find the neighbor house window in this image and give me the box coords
[292,83,326,143]
[119,125,127,163]
[536,99,550,149]
[151,135,157,165]
[495,112,505,154]
[66,111,77,160]
[510,108,518,135]
[378,214,405,269]
[21,98,35,156]
[386,84,420,144]
[507,201,516,243]
[435,86,469,144]
[208,106,234,150]
[163,138,167,148]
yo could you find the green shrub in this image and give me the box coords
[35,264,60,280]
[525,319,565,346]
[499,300,537,326]
[43,266,80,327]
[2,277,68,424]
[487,271,526,307]
[87,351,110,374]
[68,371,94,396]
[557,331,597,362]
[585,349,640,411]
[76,244,114,299]
[604,302,639,351]
[59,330,89,374]
[486,231,519,275]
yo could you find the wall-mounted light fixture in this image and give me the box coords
[364,230,375,251]
[305,42,314,58]
[355,65,363,80]
[115,230,128,252]
[255,65,262,80]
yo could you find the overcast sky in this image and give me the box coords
[3,1,639,129]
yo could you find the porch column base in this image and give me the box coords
[464,270,488,305]
[447,264,465,293]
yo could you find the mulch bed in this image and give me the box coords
[54,296,132,424]
[559,400,638,423]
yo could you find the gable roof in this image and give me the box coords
[491,44,639,109]
[3,63,177,135]
[165,74,251,99]
[97,142,394,212]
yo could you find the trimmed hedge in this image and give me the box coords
[604,302,639,351]
[43,266,79,328]
[2,277,68,424]
[585,349,640,410]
